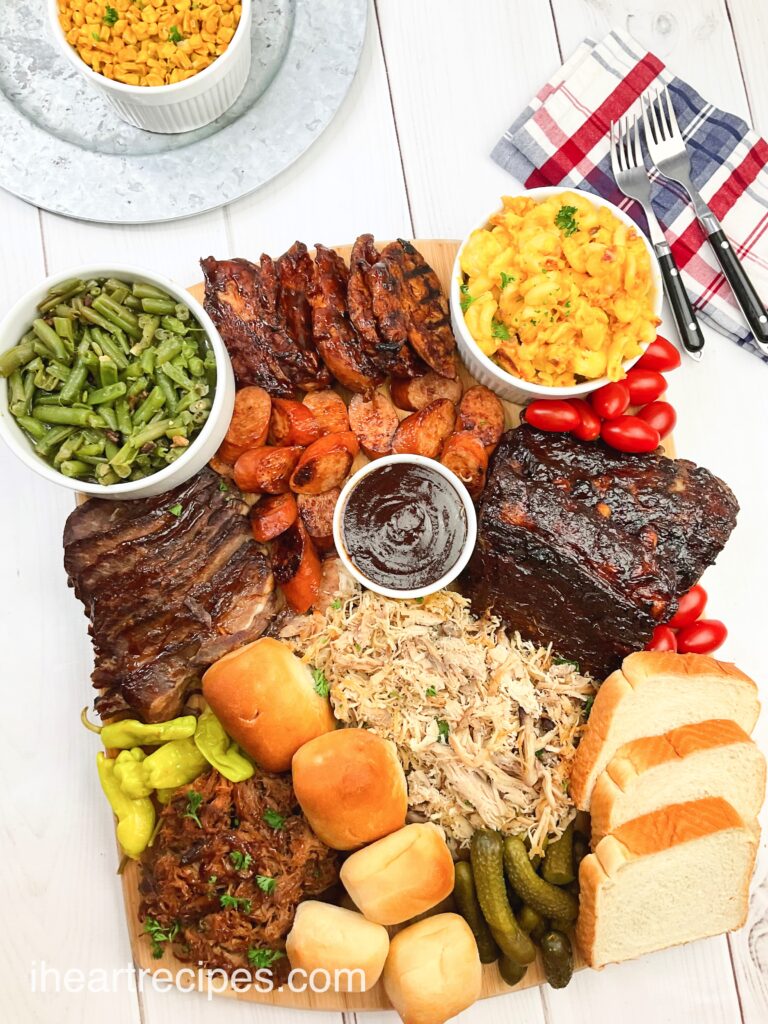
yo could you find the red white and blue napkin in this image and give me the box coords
[492,30,768,363]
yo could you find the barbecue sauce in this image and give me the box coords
[342,463,467,591]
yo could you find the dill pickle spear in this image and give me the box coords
[518,903,548,942]
[498,954,528,987]
[541,821,575,885]
[503,836,578,925]
[453,861,500,963]
[470,831,536,965]
[540,930,573,989]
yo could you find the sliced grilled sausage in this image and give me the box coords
[440,432,489,499]
[272,520,322,614]
[249,493,298,542]
[457,385,506,450]
[269,398,322,447]
[348,391,400,459]
[233,445,304,494]
[302,389,350,436]
[389,372,463,412]
[391,398,457,458]
[297,488,340,552]
[217,385,272,463]
[289,432,359,495]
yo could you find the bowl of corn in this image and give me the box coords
[48,0,252,134]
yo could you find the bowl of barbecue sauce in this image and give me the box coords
[333,454,477,599]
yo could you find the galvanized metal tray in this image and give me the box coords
[0,0,366,224]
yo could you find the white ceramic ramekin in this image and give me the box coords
[332,454,478,600]
[0,264,235,500]
[450,185,664,404]
[47,0,252,133]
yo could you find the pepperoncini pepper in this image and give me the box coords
[141,737,208,789]
[81,707,197,749]
[194,708,254,783]
[96,751,155,859]
[113,747,153,798]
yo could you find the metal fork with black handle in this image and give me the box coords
[642,85,768,356]
[610,112,705,359]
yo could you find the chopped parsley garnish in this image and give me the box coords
[500,271,515,289]
[263,808,285,830]
[104,6,118,25]
[330,598,342,610]
[491,319,511,340]
[168,25,184,43]
[437,719,450,744]
[220,892,252,914]
[425,686,437,698]
[535,748,545,761]
[91,31,101,41]
[255,874,276,894]
[554,204,579,237]
[183,790,203,828]
[247,947,285,969]
[553,656,580,670]
[167,503,183,517]
[218,480,229,492]
[312,667,330,697]
[143,917,179,959]
[459,282,478,313]
[208,875,217,885]
[229,851,253,872]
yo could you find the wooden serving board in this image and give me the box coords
[117,239,674,1010]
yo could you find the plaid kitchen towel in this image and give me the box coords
[492,29,768,363]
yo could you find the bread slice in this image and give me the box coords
[576,797,757,968]
[591,720,766,844]
[570,652,759,809]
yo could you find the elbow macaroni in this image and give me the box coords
[57,1,242,87]
[460,192,659,387]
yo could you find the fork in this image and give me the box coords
[610,113,705,359]
[642,84,768,356]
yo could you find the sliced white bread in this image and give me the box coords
[590,719,766,844]
[576,797,757,968]
[570,652,759,810]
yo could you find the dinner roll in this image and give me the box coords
[286,901,389,992]
[383,914,482,1024]
[202,637,335,772]
[292,729,407,850]
[340,823,455,925]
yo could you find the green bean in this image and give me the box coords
[0,342,36,377]
[78,441,105,458]
[87,382,127,406]
[47,361,72,384]
[91,328,128,370]
[60,460,90,479]
[135,314,160,353]
[37,279,86,313]
[53,317,76,343]
[107,285,130,306]
[35,425,76,454]
[133,386,165,426]
[126,375,149,401]
[92,295,142,339]
[188,356,205,378]
[124,360,144,380]
[33,367,60,391]
[160,361,195,391]
[110,441,138,468]
[174,303,191,322]
[140,348,157,376]
[97,404,119,431]
[98,357,119,389]
[115,398,132,436]
[15,415,47,440]
[79,304,120,335]
[33,405,104,428]
[155,368,178,414]
[132,281,169,300]
[8,371,27,416]
[95,464,120,485]
[130,418,177,447]
[160,315,188,336]
[54,432,84,465]
[104,438,119,461]
[154,336,182,365]
[53,304,77,319]
[32,319,70,363]
[58,360,88,404]
[141,297,176,315]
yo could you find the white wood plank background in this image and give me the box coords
[1,1,766,1022]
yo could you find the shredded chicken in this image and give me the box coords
[284,578,596,854]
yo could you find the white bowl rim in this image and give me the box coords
[332,453,478,601]
[47,0,251,96]
[0,262,228,497]
[451,184,665,398]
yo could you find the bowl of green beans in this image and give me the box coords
[0,266,235,498]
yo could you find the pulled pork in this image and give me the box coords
[139,769,338,975]
[287,584,596,854]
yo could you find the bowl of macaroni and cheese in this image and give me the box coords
[450,188,663,404]
[49,0,251,133]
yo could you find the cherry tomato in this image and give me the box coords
[668,584,708,629]
[636,335,682,372]
[524,400,580,432]
[645,625,678,652]
[638,400,677,438]
[601,416,661,453]
[569,398,601,442]
[625,368,666,405]
[590,381,630,420]
[676,619,727,655]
